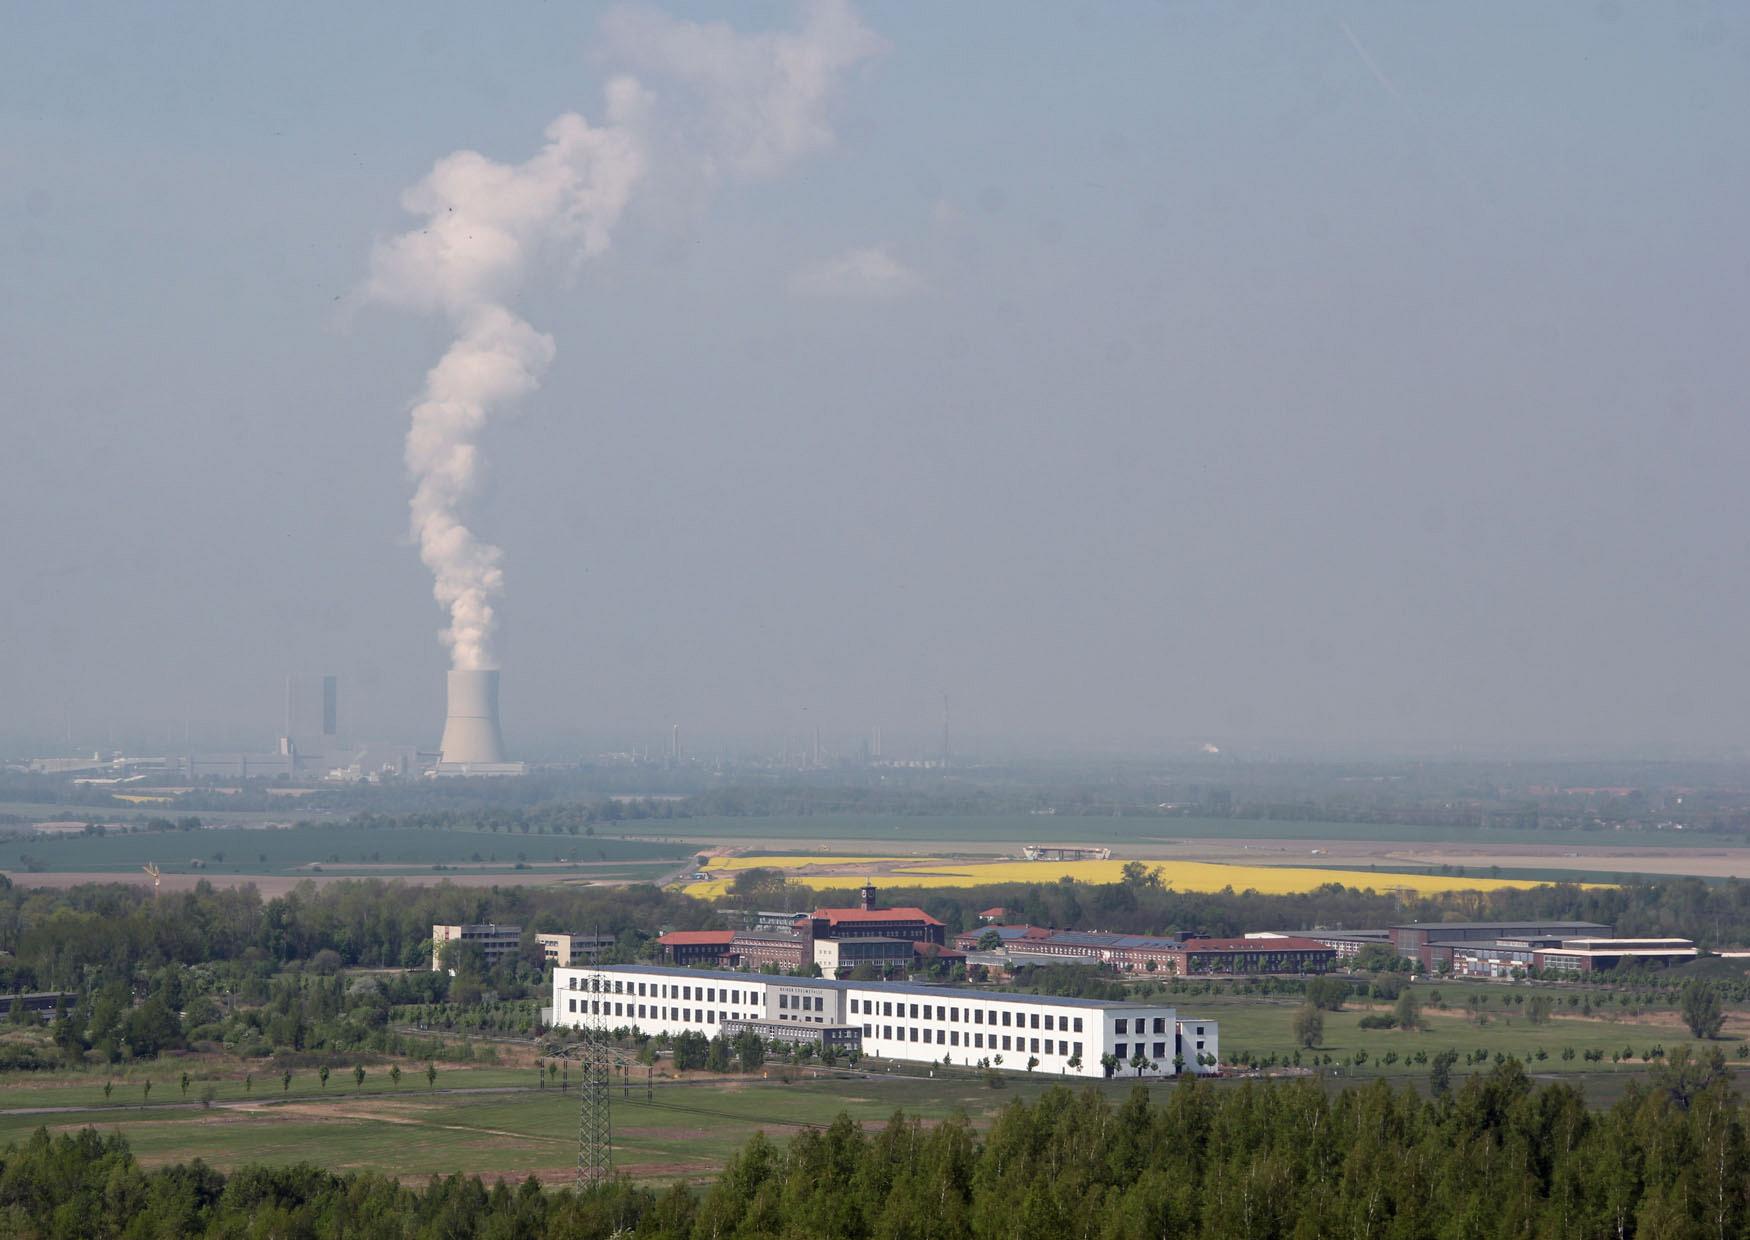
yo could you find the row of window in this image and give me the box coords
[569,977,761,1005]
[778,993,825,1012]
[866,1025,1083,1057]
[569,1000,743,1025]
[848,997,1086,1033]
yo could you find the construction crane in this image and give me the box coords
[142,863,160,898]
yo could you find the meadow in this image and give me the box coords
[0,823,692,879]
[619,813,1731,850]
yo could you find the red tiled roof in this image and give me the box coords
[812,906,944,926]
[658,930,735,946]
[979,907,1007,917]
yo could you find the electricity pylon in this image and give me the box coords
[575,974,613,1189]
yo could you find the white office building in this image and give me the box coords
[551,964,1219,1078]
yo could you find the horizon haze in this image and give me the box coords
[3,3,1748,761]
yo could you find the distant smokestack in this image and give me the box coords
[439,669,507,764]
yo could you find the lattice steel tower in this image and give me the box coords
[576,974,612,1188]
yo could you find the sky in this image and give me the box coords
[2,2,1747,761]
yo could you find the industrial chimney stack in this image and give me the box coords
[439,669,507,764]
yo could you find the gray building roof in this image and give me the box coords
[567,962,1162,1010]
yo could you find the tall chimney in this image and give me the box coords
[439,669,507,764]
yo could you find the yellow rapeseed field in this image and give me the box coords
[675,856,1592,899]
[679,854,914,899]
[881,859,1577,897]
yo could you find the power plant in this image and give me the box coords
[435,669,523,775]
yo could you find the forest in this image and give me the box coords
[3,1056,1747,1238]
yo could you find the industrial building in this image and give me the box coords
[552,964,1219,1077]
[1248,929,1395,961]
[955,926,1335,975]
[1022,845,1112,862]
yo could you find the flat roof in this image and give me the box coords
[1392,921,1609,932]
[560,962,1167,1010]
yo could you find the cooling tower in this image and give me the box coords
[439,669,507,764]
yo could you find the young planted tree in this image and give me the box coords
[1293,1004,1325,1049]
[319,1065,330,1090]
[353,1065,366,1089]
[426,1063,437,1091]
[180,1072,191,1098]
[390,1065,402,1089]
[1394,988,1421,1032]
[1681,980,1725,1040]
[282,1070,292,1094]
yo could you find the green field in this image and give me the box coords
[1181,989,1719,1075]
[611,813,1727,851]
[0,1072,1130,1182]
[0,824,692,877]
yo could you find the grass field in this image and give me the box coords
[0,824,692,877]
[1,1047,1733,1184]
[0,1071,1133,1183]
[1182,991,1723,1072]
[619,814,1733,850]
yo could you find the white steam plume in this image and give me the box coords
[367,3,881,670]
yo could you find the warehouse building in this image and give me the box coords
[1389,921,1611,971]
[957,926,1334,974]
[552,964,1219,1078]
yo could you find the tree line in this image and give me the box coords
[6,1057,1750,1237]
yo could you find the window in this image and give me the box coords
[1115,1043,1127,1059]
[863,1024,872,1036]
[684,986,692,1000]
[1002,1011,1011,1027]
[883,1002,892,1016]
[1074,1042,1083,1058]
[1044,1014,1054,1031]
[1196,1026,1205,1036]
[779,995,788,1009]
[1002,1036,1011,1050]
[1074,1018,1083,1032]
[1115,1019,1127,1035]
[815,996,824,1011]
[1030,1038,1039,1053]
[1196,1040,1205,1050]
[568,999,576,1012]
[1029,1014,1039,1029]
[1154,1017,1166,1035]
[951,1007,960,1022]
[910,1004,919,1019]
[1153,1042,1166,1059]
[910,1028,918,1042]
[974,1010,983,1024]
[1058,1040,1067,1056]
[851,999,859,1014]
[883,1026,892,1039]
[951,1031,960,1046]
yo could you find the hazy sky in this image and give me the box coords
[3,3,1747,760]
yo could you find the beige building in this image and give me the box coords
[431,923,522,971]
[535,932,616,967]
